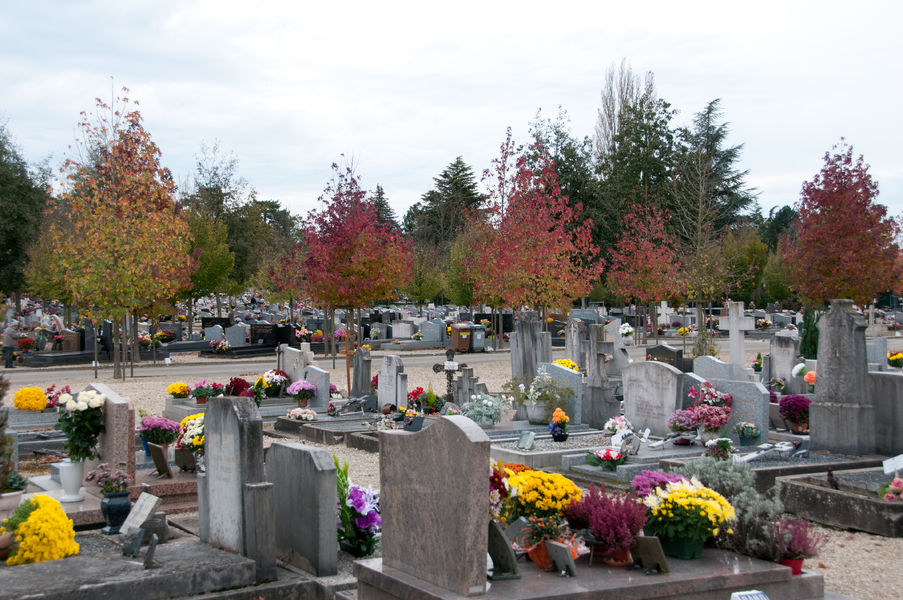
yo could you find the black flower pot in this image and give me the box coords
[100,491,132,535]
[552,432,569,442]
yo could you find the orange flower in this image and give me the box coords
[804,371,816,385]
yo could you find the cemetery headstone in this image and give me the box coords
[391,320,415,339]
[770,330,804,394]
[148,443,173,479]
[707,379,770,444]
[516,431,535,450]
[546,539,577,576]
[204,324,224,342]
[60,329,80,352]
[198,396,275,581]
[84,383,136,485]
[120,492,162,536]
[268,442,337,576]
[379,416,489,596]
[249,324,277,346]
[351,346,372,397]
[377,355,405,409]
[487,521,520,580]
[301,365,331,408]
[509,311,551,381]
[420,319,445,343]
[867,336,888,371]
[718,301,756,379]
[539,362,583,424]
[224,325,247,348]
[623,361,684,437]
[647,343,693,372]
[692,355,734,382]
[811,299,875,455]
[564,318,587,371]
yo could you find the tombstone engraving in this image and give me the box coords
[379,417,489,596]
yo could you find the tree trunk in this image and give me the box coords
[187,297,193,338]
[345,309,352,397]
[113,316,121,380]
[132,313,141,365]
[693,303,708,358]
[93,319,99,380]
[216,292,222,317]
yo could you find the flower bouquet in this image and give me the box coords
[878,477,903,502]
[334,456,380,557]
[704,437,735,460]
[603,415,633,436]
[694,404,730,434]
[262,369,289,397]
[224,377,251,396]
[286,379,316,406]
[752,353,763,372]
[548,407,570,441]
[209,339,230,354]
[190,380,223,404]
[16,338,36,352]
[154,330,176,344]
[688,381,732,408]
[166,382,190,399]
[779,394,811,430]
[733,421,761,444]
[768,377,786,393]
[586,448,626,471]
[667,409,697,434]
[643,478,736,558]
[55,390,105,461]
[618,323,634,338]
[286,407,317,421]
[44,384,71,410]
[176,413,205,452]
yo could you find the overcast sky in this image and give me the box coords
[3,1,901,222]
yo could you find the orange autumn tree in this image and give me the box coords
[301,164,412,383]
[52,90,193,378]
[478,131,603,315]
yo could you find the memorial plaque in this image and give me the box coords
[148,443,173,479]
[120,492,162,535]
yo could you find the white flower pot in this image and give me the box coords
[0,490,24,511]
[58,458,85,503]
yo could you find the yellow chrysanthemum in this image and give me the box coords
[4,495,79,565]
[13,387,47,412]
[167,382,190,398]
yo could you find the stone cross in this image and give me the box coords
[718,301,756,376]
[433,348,465,401]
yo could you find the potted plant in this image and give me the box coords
[190,379,224,404]
[733,421,761,446]
[779,394,811,433]
[772,518,826,575]
[138,416,181,454]
[262,369,289,397]
[13,387,49,412]
[503,373,574,424]
[888,352,903,368]
[504,469,582,569]
[667,409,697,444]
[571,484,647,567]
[462,393,506,428]
[286,379,316,407]
[586,448,627,471]
[630,470,688,499]
[224,377,251,396]
[85,462,133,534]
[618,323,634,345]
[642,478,736,560]
[175,413,205,472]
[704,438,735,460]
[548,407,570,442]
[1,494,79,564]
[166,381,190,399]
[54,390,106,502]
[879,476,903,501]
[752,353,763,372]
[0,472,28,511]
[552,358,579,372]
[693,404,731,441]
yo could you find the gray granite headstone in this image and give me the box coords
[510,311,551,382]
[204,324,224,341]
[623,361,684,437]
[539,362,583,424]
[302,365,330,408]
[867,336,888,372]
[708,379,770,443]
[377,355,404,408]
[692,355,734,382]
[564,318,587,371]
[812,299,875,455]
[351,346,372,398]
[421,319,444,343]
[147,443,173,479]
[120,492,162,536]
[268,442,337,576]
[379,416,489,596]
[770,330,804,394]
[681,372,707,410]
[487,520,519,580]
[224,325,247,348]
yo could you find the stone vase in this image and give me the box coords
[698,428,720,444]
[58,458,85,503]
[524,403,550,425]
[100,491,132,535]
[0,490,24,511]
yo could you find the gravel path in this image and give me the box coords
[3,341,903,598]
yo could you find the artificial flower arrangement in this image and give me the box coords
[1,494,79,565]
[586,448,627,471]
[371,415,401,431]
[778,394,811,426]
[552,358,579,372]
[878,477,903,502]
[262,369,290,397]
[803,370,816,392]
[407,386,425,408]
[704,438,735,460]
[548,407,570,440]
[412,330,423,340]
[334,456,380,557]
[13,387,48,412]
[618,323,634,337]
[603,415,633,435]
[563,483,647,558]
[209,339,231,354]
[667,409,697,433]
[167,382,190,398]
[286,380,316,406]
[43,384,71,410]
[688,381,732,408]
[85,461,132,493]
[733,421,761,439]
[768,377,786,393]
[791,362,816,391]
[630,470,688,499]
[888,352,903,368]
[55,390,106,462]
[224,377,251,396]
[294,327,312,342]
[286,407,317,421]
[643,478,736,545]
[176,413,205,452]
[138,416,181,445]
[139,335,161,350]
[489,462,513,520]
[462,393,507,427]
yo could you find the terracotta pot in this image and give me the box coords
[673,436,691,446]
[790,422,809,434]
[195,396,207,405]
[779,557,804,575]
[602,547,633,568]
[297,399,308,408]
[0,532,11,561]
[527,540,553,570]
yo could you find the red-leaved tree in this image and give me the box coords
[478,130,603,311]
[782,141,901,306]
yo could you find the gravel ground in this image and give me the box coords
[3,340,903,598]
